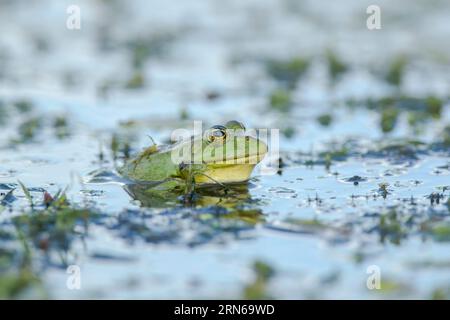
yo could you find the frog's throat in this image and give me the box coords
[194,163,257,184]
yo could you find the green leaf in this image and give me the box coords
[18,180,33,207]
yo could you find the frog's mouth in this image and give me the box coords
[195,139,268,184]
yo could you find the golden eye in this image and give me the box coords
[207,125,227,142]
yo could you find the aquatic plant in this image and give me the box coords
[125,72,145,89]
[53,116,70,139]
[243,260,275,299]
[385,55,407,86]
[266,56,309,88]
[269,88,292,112]
[13,100,33,113]
[380,107,399,134]
[317,114,333,127]
[326,50,347,81]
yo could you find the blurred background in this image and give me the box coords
[0,0,450,299]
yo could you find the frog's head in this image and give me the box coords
[177,121,268,184]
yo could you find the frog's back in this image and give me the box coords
[119,146,178,182]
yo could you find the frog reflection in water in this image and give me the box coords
[119,120,268,211]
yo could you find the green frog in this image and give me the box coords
[119,120,268,186]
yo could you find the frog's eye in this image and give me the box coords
[225,120,246,131]
[206,125,227,143]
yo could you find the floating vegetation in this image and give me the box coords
[427,223,450,242]
[266,56,309,88]
[269,88,292,112]
[14,117,42,144]
[425,96,443,119]
[13,99,33,113]
[378,209,404,244]
[125,72,145,89]
[377,279,409,294]
[53,116,70,139]
[431,287,450,300]
[0,185,99,298]
[0,269,43,299]
[317,114,333,127]
[126,33,175,69]
[2,0,450,300]
[343,175,367,186]
[378,183,390,199]
[0,101,6,125]
[110,133,133,160]
[380,107,399,134]
[243,260,275,299]
[385,55,407,86]
[318,144,349,161]
[440,125,450,147]
[326,50,347,81]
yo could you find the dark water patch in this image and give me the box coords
[89,252,136,262]
[341,175,368,185]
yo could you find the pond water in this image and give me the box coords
[1,0,450,299]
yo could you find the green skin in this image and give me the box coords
[119,121,268,185]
